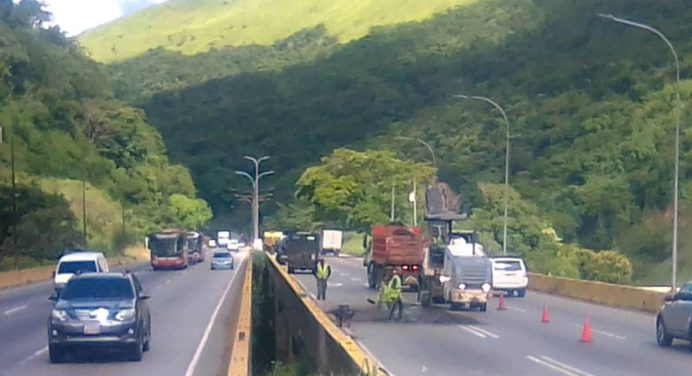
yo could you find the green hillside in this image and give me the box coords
[85,0,692,283]
[0,1,211,268]
[80,0,477,62]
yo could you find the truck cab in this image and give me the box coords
[279,232,321,274]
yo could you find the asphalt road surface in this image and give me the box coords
[290,255,692,376]
[0,249,248,376]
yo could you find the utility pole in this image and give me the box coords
[409,175,417,227]
[82,150,87,248]
[390,184,395,222]
[8,125,18,269]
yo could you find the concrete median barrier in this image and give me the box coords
[528,272,668,313]
[265,253,389,376]
[228,255,252,376]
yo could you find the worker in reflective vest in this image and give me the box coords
[314,258,332,300]
[384,267,403,320]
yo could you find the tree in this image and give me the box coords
[168,194,213,229]
[297,148,435,231]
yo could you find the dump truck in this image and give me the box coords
[418,186,493,312]
[364,225,425,290]
[321,229,343,256]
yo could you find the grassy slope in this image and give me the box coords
[79,0,477,62]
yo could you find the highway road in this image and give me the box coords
[0,249,248,376]
[290,255,692,376]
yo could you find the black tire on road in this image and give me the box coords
[480,303,488,312]
[128,338,144,362]
[143,323,151,352]
[288,266,294,274]
[518,289,526,298]
[656,318,673,346]
[49,344,67,364]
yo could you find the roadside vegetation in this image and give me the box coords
[81,0,692,284]
[0,1,212,270]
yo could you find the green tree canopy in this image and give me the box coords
[168,194,213,230]
[297,148,435,231]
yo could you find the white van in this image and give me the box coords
[491,257,528,297]
[54,252,109,293]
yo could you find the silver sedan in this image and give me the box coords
[656,280,692,348]
[210,250,234,270]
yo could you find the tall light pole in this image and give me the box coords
[395,136,437,227]
[454,94,511,255]
[235,155,273,244]
[597,13,682,291]
[394,136,437,171]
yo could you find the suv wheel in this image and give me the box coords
[49,344,67,364]
[517,289,526,298]
[656,317,673,346]
[128,336,144,361]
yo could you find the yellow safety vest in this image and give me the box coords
[383,274,402,303]
[316,263,330,280]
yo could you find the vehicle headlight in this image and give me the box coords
[51,309,69,322]
[481,283,491,293]
[457,283,466,290]
[115,308,136,322]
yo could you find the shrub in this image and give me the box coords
[581,250,633,284]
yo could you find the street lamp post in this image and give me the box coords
[454,94,511,256]
[597,13,682,291]
[394,136,437,170]
[395,136,437,227]
[235,156,273,244]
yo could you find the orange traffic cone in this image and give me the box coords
[541,304,550,323]
[580,317,592,343]
[498,293,507,311]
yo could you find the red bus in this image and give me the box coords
[149,229,189,270]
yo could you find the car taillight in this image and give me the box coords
[412,265,419,271]
[402,265,409,270]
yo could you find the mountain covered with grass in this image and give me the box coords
[80,0,692,284]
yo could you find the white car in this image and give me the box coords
[208,239,217,248]
[226,239,240,251]
[491,257,528,297]
[53,252,109,294]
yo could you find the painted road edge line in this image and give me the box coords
[19,346,48,364]
[3,305,27,315]
[228,254,253,376]
[527,355,596,376]
[184,254,247,376]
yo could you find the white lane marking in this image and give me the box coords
[184,256,247,376]
[527,355,596,376]
[468,325,499,339]
[507,306,528,313]
[350,277,362,282]
[572,324,626,340]
[458,325,487,338]
[327,282,343,287]
[20,346,48,364]
[4,305,27,315]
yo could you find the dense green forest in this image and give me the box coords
[0,1,211,269]
[86,0,692,283]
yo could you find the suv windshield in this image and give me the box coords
[494,260,522,271]
[58,261,97,274]
[61,278,134,300]
[213,252,231,258]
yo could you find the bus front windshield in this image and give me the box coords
[151,236,179,257]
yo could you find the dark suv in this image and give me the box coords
[47,272,152,363]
